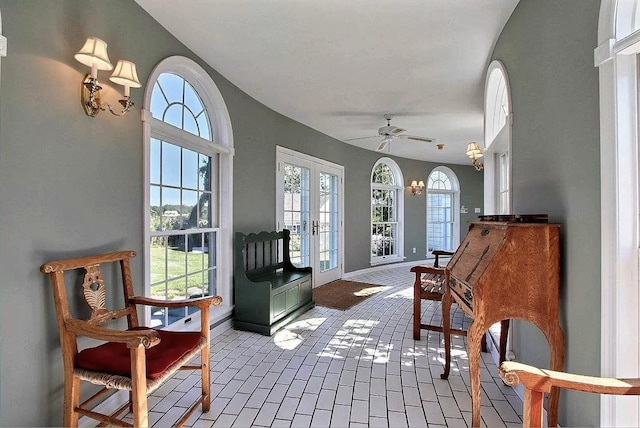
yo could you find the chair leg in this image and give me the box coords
[202,346,211,412]
[413,281,421,340]
[130,346,149,428]
[63,374,80,427]
[523,388,545,428]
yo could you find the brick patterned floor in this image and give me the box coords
[89,265,524,427]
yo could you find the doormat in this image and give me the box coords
[313,280,391,311]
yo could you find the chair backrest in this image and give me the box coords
[235,229,293,280]
[40,250,140,360]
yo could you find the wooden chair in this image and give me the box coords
[412,250,510,364]
[40,250,222,427]
[500,361,640,428]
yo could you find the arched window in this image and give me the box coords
[597,0,640,424]
[426,167,460,252]
[370,158,404,265]
[484,60,512,215]
[143,56,233,328]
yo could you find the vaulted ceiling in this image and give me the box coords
[136,1,519,164]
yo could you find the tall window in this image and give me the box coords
[143,57,233,328]
[426,167,460,253]
[484,60,512,214]
[370,158,404,265]
[597,1,640,424]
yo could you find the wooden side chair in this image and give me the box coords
[40,250,222,427]
[412,250,510,363]
[412,264,468,339]
[500,361,640,427]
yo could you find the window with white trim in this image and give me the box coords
[426,168,459,252]
[484,61,512,215]
[143,57,233,329]
[370,158,404,264]
[596,0,640,424]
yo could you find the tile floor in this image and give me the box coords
[123,265,524,427]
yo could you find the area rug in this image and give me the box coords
[313,280,391,310]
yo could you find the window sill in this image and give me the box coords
[370,256,406,266]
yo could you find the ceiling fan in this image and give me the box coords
[344,114,436,151]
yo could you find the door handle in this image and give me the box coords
[312,220,319,235]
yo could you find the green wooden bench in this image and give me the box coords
[234,229,314,335]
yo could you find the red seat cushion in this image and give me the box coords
[75,329,202,380]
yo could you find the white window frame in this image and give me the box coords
[426,166,461,254]
[484,60,513,215]
[370,157,405,265]
[597,1,640,425]
[142,56,234,330]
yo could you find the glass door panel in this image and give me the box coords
[277,149,343,287]
[284,164,311,267]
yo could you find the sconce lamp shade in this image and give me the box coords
[466,142,483,160]
[75,37,113,72]
[110,60,142,89]
[110,60,141,97]
[410,180,418,187]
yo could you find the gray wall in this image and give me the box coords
[492,1,601,426]
[0,1,481,425]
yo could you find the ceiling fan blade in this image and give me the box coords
[376,139,390,151]
[343,135,378,142]
[389,127,406,136]
[401,135,436,143]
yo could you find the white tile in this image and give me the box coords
[222,392,250,415]
[405,405,428,427]
[275,396,299,420]
[305,376,324,394]
[245,388,270,409]
[350,399,369,424]
[266,383,289,403]
[291,413,312,427]
[316,389,336,410]
[296,392,319,415]
[211,414,236,428]
[330,404,351,426]
[353,381,370,400]
[369,395,387,418]
[253,402,279,427]
[387,411,408,428]
[286,379,307,398]
[423,400,446,425]
[231,407,258,427]
[386,390,404,412]
[335,384,353,405]
[310,409,332,427]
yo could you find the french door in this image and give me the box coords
[276,147,343,287]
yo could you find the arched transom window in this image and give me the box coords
[370,158,404,265]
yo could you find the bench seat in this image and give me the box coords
[234,230,314,335]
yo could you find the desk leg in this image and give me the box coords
[441,284,452,380]
[546,324,565,427]
[468,320,485,428]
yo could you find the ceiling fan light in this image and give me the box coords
[377,139,390,151]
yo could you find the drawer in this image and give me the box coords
[450,276,473,310]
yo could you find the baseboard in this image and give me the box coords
[343,259,429,278]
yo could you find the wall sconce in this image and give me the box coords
[410,180,425,195]
[75,37,141,117]
[466,142,484,171]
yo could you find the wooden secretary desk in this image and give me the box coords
[441,216,564,427]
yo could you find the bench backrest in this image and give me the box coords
[235,230,293,279]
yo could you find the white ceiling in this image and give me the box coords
[135,0,519,164]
